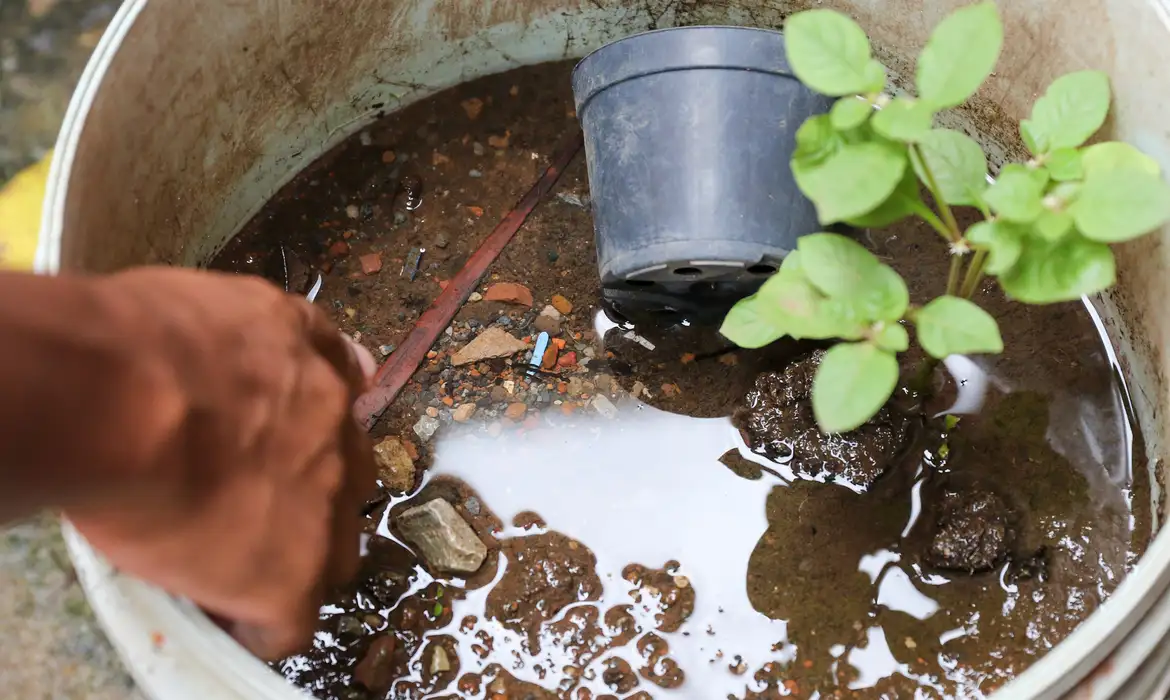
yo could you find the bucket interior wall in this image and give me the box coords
[45,0,1170,695]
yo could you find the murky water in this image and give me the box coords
[206,59,1152,699]
[277,304,1146,699]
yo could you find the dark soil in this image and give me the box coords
[735,350,914,493]
[210,61,1152,699]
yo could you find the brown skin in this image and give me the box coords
[0,267,377,661]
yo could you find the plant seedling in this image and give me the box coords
[722,1,1170,434]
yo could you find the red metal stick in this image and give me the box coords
[355,130,585,429]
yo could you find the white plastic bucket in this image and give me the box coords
[39,0,1170,697]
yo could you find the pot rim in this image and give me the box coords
[38,1,1170,698]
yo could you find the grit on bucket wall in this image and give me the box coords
[36,0,1170,698]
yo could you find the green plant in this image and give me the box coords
[721,1,1170,434]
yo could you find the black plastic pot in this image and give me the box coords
[572,26,831,322]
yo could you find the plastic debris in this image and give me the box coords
[306,273,323,303]
[402,247,426,281]
[528,332,550,376]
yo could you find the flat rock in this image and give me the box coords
[413,415,440,442]
[540,304,562,320]
[353,635,397,694]
[534,315,561,335]
[451,327,528,366]
[372,437,416,493]
[397,499,487,574]
[592,394,618,419]
[483,282,533,306]
[551,294,573,314]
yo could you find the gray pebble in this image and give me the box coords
[473,142,485,156]
[469,169,483,178]
[465,497,482,516]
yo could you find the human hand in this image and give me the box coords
[64,268,377,660]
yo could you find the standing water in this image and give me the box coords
[210,61,1150,699]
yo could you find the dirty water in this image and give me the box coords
[210,61,1152,699]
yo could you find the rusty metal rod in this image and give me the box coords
[354,129,584,429]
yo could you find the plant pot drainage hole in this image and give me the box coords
[210,61,1151,700]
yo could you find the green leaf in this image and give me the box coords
[966,220,1023,275]
[1045,148,1083,181]
[984,164,1045,222]
[1069,167,1170,242]
[873,322,910,352]
[756,253,869,340]
[999,235,1116,303]
[1035,209,1074,241]
[846,166,923,227]
[793,115,843,168]
[831,97,873,130]
[720,294,788,349]
[913,128,988,206]
[872,98,935,142]
[793,142,907,224]
[1082,142,1161,177]
[916,1,1003,109]
[944,414,961,431]
[1023,71,1111,152]
[785,10,887,96]
[812,342,899,433]
[797,233,909,320]
[916,296,1004,359]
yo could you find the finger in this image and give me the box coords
[295,297,370,397]
[342,332,378,381]
[324,405,378,590]
[229,596,320,661]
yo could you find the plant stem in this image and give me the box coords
[912,356,940,396]
[911,145,963,242]
[946,254,963,297]
[960,250,988,298]
[909,200,953,244]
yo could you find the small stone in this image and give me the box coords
[453,404,477,423]
[556,192,589,208]
[451,327,529,366]
[359,253,383,275]
[469,169,483,178]
[541,345,559,370]
[394,211,408,225]
[673,575,690,589]
[510,85,520,97]
[426,407,439,418]
[414,415,441,442]
[354,636,397,694]
[661,383,679,397]
[346,204,360,220]
[432,151,451,166]
[345,307,357,319]
[557,352,577,368]
[434,232,450,249]
[592,395,618,419]
[547,250,560,263]
[382,150,397,164]
[359,131,374,146]
[540,305,561,320]
[533,315,561,335]
[488,130,511,149]
[329,240,350,256]
[473,142,485,156]
[464,497,482,516]
[337,615,363,636]
[719,353,740,366]
[397,499,487,574]
[430,645,452,674]
[631,381,647,399]
[484,282,534,306]
[505,403,528,421]
[551,294,574,315]
[461,97,485,120]
[469,292,484,302]
[467,205,484,217]
[373,437,416,493]
[491,386,510,403]
[379,344,396,357]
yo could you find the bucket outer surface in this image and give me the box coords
[572,26,832,292]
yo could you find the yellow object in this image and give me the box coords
[0,151,52,272]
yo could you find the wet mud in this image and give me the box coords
[210,62,1152,699]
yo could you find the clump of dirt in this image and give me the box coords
[621,563,696,633]
[926,487,1014,573]
[735,350,913,492]
[485,531,602,653]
